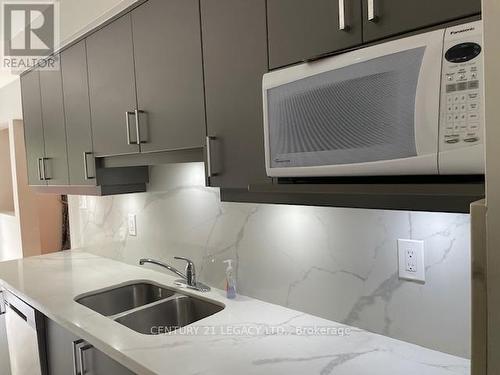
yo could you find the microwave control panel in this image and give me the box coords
[440,22,483,151]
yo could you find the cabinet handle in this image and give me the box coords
[338,0,349,31]
[135,109,146,144]
[72,339,84,375]
[37,157,44,181]
[367,0,377,21]
[83,152,95,180]
[79,343,93,375]
[206,136,216,178]
[41,158,51,180]
[125,111,136,145]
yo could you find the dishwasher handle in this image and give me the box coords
[0,291,5,315]
[5,302,27,321]
[4,290,37,329]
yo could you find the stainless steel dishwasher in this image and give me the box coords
[3,290,47,375]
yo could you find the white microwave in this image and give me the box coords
[263,21,484,177]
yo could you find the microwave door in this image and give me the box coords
[263,29,444,178]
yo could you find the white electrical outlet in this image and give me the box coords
[128,214,137,236]
[406,248,417,272]
[398,239,425,283]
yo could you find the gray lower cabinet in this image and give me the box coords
[267,0,363,69]
[131,0,206,153]
[61,40,96,186]
[20,70,46,186]
[86,14,139,157]
[201,0,270,189]
[361,0,481,42]
[39,66,70,186]
[45,318,135,375]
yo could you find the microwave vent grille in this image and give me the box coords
[267,47,425,168]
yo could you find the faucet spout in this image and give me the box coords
[139,258,186,280]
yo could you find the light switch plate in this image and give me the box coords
[79,196,87,209]
[128,214,137,236]
[398,239,425,283]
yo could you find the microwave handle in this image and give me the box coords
[338,0,349,31]
[367,0,377,21]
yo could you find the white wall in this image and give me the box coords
[0,213,22,262]
[0,80,21,124]
[0,123,22,263]
[0,129,14,213]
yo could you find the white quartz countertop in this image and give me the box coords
[0,251,470,375]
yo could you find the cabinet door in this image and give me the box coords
[201,0,270,189]
[61,40,96,186]
[84,348,136,375]
[39,63,70,186]
[267,0,363,69]
[45,318,80,375]
[362,0,481,42]
[45,318,135,375]
[20,70,46,186]
[86,15,139,157]
[131,0,206,153]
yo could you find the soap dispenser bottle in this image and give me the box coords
[223,260,237,299]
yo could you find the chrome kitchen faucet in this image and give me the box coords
[139,257,210,292]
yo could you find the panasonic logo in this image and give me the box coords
[451,27,475,35]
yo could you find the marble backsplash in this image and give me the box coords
[68,163,471,358]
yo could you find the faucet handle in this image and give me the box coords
[174,256,194,267]
[174,257,196,286]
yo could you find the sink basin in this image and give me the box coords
[76,282,175,316]
[115,295,224,334]
[75,282,224,335]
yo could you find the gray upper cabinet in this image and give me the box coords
[131,0,206,153]
[201,0,270,189]
[39,64,70,186]
[361,0,481,42]
[61,40,96,186]
[19,0,482,201]
[267,0,363,69]
[86,15,139,157]
[20,70,46,186]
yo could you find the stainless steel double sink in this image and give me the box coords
[75,282,224,335]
